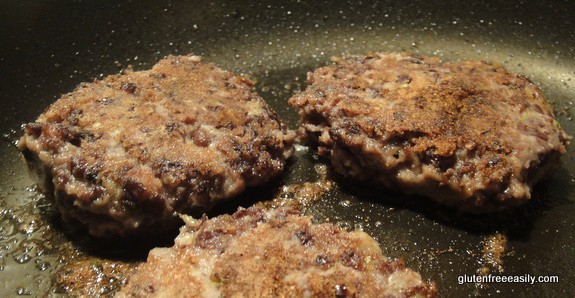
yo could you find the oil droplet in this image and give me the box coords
[35,260,51,271]
[354,222,365,231]
[339,200,351,207]
[16,287,32,296]
[14,253,31,264]
[337,221,352,231]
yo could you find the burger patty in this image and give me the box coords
[288,52,570,212]
[116,206,437,297]
[18,55,295,236]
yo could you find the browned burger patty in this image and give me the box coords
[117,206,437,297]
[18,55,295,236]
[288,52,570,212]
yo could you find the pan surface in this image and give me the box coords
[1,0,574,296]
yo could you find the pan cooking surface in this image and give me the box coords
[1,0,573,296]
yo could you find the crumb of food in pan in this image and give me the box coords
[275,180,334,207]
[478,232,508,277]
[18,54,295,237]
[117,206,438,297]
[55,252,138,296]
[289,51,571,213]
[264,163,335,210]
[433,247,455,256]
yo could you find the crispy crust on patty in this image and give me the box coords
[19,55,295,236]
[117,206,437,297]
[289,52,570,212]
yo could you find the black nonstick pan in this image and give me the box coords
[1,0,574,296]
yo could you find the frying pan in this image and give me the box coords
[1,0,574,296]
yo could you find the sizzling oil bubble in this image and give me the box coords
[13,253,31,264]
[0,186,69,296]
[336,221,353,231]
[339,199,352,207]
[354,222,365,231]
[35,260,50,271]
[15,287,31,296]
